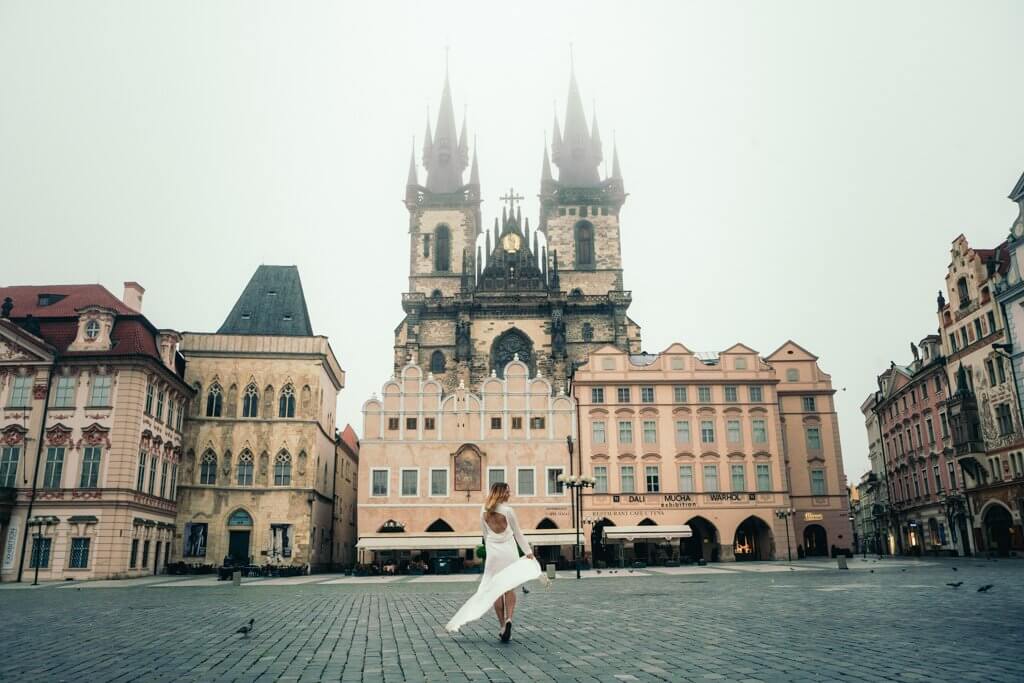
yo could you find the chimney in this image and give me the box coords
[123,282,145,312]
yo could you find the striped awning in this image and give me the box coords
[602,525,692,542]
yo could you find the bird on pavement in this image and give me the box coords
[977,584,994,593]
[869,570,874,573]
[236,618,255,636]
[952,567,958,572]
[946,582,963,588]
[900,569,907,572]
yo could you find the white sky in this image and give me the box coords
[2,1,1023,482]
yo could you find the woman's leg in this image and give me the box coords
[493,595,506,626]
[503,590,517,621]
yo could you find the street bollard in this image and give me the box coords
[232,570,241,585]
[545,563,556,580]
[837,556,848,570]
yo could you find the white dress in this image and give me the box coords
[445,504,542,633]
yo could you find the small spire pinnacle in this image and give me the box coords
[422,112,433,167]
[407,137,419,187]
[469,136,480,186]
[612,134,622,181]
[541,135,553,183]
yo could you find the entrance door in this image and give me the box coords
[983,505,1012,557]
[228,530,251,564]
[803,524,828,557]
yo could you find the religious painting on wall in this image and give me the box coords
[453,444,482,491]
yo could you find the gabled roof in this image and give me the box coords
[0,284,134,318]
[765,340,819,362]
[1010,170,1024,202]
[720,342,759,355]
[339,424,359,455]
[218,266,314,337]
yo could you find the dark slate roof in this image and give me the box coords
[218,266,314,336]
[1010,171,1024,202]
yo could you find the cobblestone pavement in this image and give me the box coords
[1,558,1021,683]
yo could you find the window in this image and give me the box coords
[645,465,660,492]
[618,420,633,444]
[199,451,217,485]
[961,328,969,348]
[129,539,138,568]
[724,386,738,402]
[206,384,223,417]
[406,417,418,430]
[159,459,168,497]
[922,382,929,399]
[914,424,923,449]
[176,403,184,431]
[43,447,64,488]
[434,225,451,272]
[401,469,418,496]
[786,369,799,382]
[575,221,595,267]
[986,360,997,386]
[371,469,388,496]
[487,468,506,488]
[987,456,1001,480]
[424,417,435,430]
[592,421,606,444]
[387,417,399,430]
[430,350,445,374]
[547,468,564,495]
[593,466,608,493]
[170,463,178,498]
[987,310,997,334]
[975,318,984,341]
[8,375,32,407]
[30,537,51,569]
[996,357,1007,384]
[582,323,594,341]
[84,320,101,340]
[69,538,90,569]
[673,386,687,403]
[54,376,76,408]
[756,463,771,491]
[641,387,655,403]
[950,333,959,353]
[156,389,165,420]
[517,468,535,496]
[935,376,943,394]
[642,420,657,444]
[727,420,741,443]
[678,465,694,492]
[810,469,826,495]
[926,419,935,444]
[80,447,101,488]
[913,475,921,497]
[617,387,631,403]
[511,417,522,430]
[619,465,635,493]
[703,464,719,492]
[136,451,147,490]
[752,419,767,444]
[698,386,711,403]
[430,469,448,496]
[731,464,746,492]
[530,416,545,430]
[148,455,157,494]
[167,400,175,429]
[940,413,949,438]
[274,452,292,485]
[802,396,816,412]
[0,447,20,487]
[749,386,762,402]
[996,403,1013,436]
[141,540,150,568]
[806,427,822,450]
[933,464,942,492]
[236,451,254,485]
[242,384,259,417]
[591,387,605,404]
[89,374,112,406]
[675,420,690,444]
[279,385,296,418]
[701,420,715,443]
[947,462,956,489]
[490,416,502,430]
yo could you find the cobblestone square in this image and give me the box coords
[1,558,1021,683]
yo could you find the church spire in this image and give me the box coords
[469,137,480,186]
[407,137,419,187]
[541,139,553,183]
[551,59,601,188]
[611,136,622,181]
[423,68,469,194]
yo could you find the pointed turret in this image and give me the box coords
[469,139,480,187]
[551,63,601,187]
[590,106,603,166]
[541,142,553,183]
[458,110,470,168]
[406,138,419,187]
[1011,170,1024,235]
[422,114,433,167]
[423,72,469,194]
[611,141,622,180]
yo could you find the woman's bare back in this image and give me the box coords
[483,511,508,534]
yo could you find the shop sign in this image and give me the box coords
[804,512,824,521]
[2,525,17,569]
[609,494,697,509]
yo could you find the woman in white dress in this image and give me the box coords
[445,482,541,641]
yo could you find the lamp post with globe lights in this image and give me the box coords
[558,471,596,579]
[775,508,795,562]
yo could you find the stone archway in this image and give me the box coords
[803,524,828,557]
[684,516,719,562]
[591,518,615,566]
[982,504,1013,557]
[734,516,774,561]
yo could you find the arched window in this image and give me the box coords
[956,277,969,307]
[279,385,296,418]
[206,383,222,417]
[426,519,454,532]
[431,289,443,300]
[236,450,254,485]
[199,450,217,485]
[430,350,446,374]
[434,225,451,272]
[490,329,534,378]
[274,451,292,486]
[227,509,253,526]
[242,384,259,418]
[575,221,595,267]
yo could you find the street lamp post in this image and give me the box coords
[775,508,795,562]
[558,469,595,580]
[27,516,57,586]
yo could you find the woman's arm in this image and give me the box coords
[507,507,532,557]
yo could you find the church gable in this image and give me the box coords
[765,340,819,362]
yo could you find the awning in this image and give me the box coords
[357,530,580,551]
[525,531,578,546]
[602,525,692,542]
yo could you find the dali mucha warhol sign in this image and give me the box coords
[606,492,758,508]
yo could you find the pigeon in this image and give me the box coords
[789,568,795,571]
[977,584,994,593]
[869,570,874,573]
[900,569,907,572]
[946,582,963,588]
[236,618,255,636]
[952,567,958,572]
[596,570,602,574]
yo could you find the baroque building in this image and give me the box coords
[172,266,350,572]
[0,283,189,581]
[395,67,640,396]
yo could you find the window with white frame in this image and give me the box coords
[703,464,719,492]
[618,420,633,444]
[675,420,690,444]
[43,447,64,488]
[617,387,631,403]
[274,452,292,485]
[802,396,816,412]
[620,465,635,493]
[756,463,771,491]
[810,468,826,495]
[546,468,564,495]
[69,538,90,569]
[730,464,746,491]
[400,469,418,496]
[645,465,660,492]
[724,386,738,402]
[430,469,448,496]
[148,455,157,494]
[749,386,763,402]
[8,375,32,407]
[726,419,741,443]
[700,420,715,443]
[487,468,506,488]
[591,387,604,404]
[80,446,102,488]
[641,387,655,403]
[145,379,154,414]
[156,389,165,420]
[137,450,148,489]
[159,459,168,497]
[0,447,20,487]
[698,386,711,403]
[593,466,608,493]
[89,374,112,406]
[236,450,254,485]
[592,421,606,444]
[806,426,822,450]
[516,468,534,496]
[752,419,767,444]
[678,464,694,492]
[673,386,687,403]
[371,469,389,496]
[54,376,76,408]
[642,420,657,444]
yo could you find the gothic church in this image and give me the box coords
[395,66,641,393]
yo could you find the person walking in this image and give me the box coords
[445,482,541,641]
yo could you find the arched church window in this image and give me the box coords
[279,385,296,418]
[575,221,595,267]
[242,383,259,418]
[431,289,442,300]
[236,450,254,485]
[956,277,969,307]
[430,350,446,374]
[200,450,217,485]
[490,329,533,379]
[434,225,451,272]
[206,384,222,418]
[274,451,292,486]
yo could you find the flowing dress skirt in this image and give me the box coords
[444,542,542,633]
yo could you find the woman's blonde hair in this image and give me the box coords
[484,482,510,512]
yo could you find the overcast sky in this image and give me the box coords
[2,1,1023,481]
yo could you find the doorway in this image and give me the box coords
[983,505,1012,557]
[803,524,828,557]
[228,530,251,564]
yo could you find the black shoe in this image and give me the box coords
[500,620,512,642]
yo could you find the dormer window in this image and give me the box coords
[957,277,970,309]
[85,320,100,340]
[283,314,293,321]
[241,312,252,320]
[267,290,278,297]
